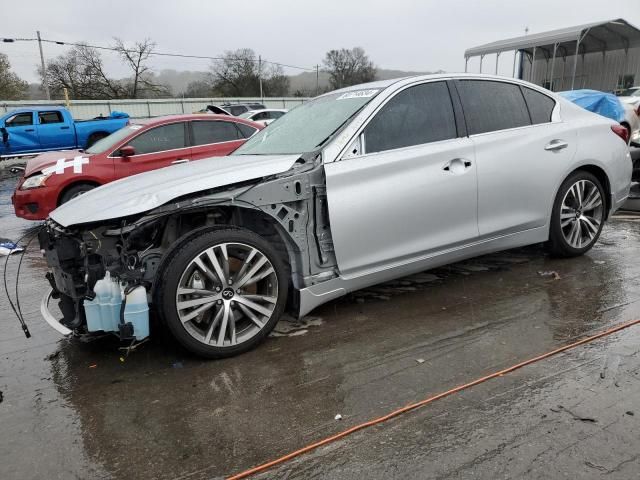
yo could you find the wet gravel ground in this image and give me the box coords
[1,174,640,479]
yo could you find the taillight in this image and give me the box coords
[611,124,630,144]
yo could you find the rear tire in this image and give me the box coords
[156,227,288,358]
[58,183,96,205]
[85,132,108,149]
[547,171,606,257]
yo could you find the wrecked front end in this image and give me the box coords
[39,215,157,339]
[37,157,339,343]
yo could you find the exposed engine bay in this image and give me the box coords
[38,155,338,340]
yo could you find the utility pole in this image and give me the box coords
[37,31,51,100]
[315,64,319,96]
[258,55,264,101]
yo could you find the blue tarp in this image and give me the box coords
[558,89,625,123]
[109,111,130,119]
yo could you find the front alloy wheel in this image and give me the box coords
[158,228,288,358]
[548,171,606,257]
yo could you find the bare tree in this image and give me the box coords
[113,38,169,98]
[210,49,290,97]
[41,45,123,99]
[0,54,29,100]
[323,47,376,89]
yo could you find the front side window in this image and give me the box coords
[521,87,555,124]
[38,111,64,124]
[192,121,241,146]
[6,112,33,127]
[127,122,186,155]
[457,80,531,135]
[364,81,457,154]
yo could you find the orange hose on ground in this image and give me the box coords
[227,317,640,480]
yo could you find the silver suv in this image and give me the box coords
[39,74,631,358]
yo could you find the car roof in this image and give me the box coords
[130,114,256,126]
[324,73,558,98]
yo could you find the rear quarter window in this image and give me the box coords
[457,80,531,135]
[521,87,555,124]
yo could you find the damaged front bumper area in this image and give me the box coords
[38,219,151,339]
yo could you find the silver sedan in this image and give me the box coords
[41,74,632,358]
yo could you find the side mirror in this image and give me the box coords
[120,145,135,157]
[0,127,8,144]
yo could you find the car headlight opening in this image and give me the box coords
[20,172,51,190]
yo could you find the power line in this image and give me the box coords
[1,36,316,71]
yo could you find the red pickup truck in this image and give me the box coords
[12,114,263,220]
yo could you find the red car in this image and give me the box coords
[12,114,263,220]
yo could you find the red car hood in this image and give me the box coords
[24,150,87,177]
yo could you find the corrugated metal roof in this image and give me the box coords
[465,18,640,57]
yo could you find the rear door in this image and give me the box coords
[325,81,478,277]
[189,120,247,160]
[2,112,39,153]
[114,122,191,178]
[455,79,576,237]
[36,110,76,149]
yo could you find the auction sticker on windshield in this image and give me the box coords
[337,89,379,100]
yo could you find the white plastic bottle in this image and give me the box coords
[123,286,149,340]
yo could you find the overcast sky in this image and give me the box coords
[2,0,640,82]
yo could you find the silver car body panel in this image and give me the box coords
[49,154,300,227]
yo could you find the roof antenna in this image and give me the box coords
[525,26,529,35]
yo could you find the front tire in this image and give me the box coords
[157,227,288,358]
[58,183,96,205]
[547,171,606,257]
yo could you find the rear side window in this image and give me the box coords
[6,113,33,126]
[457,80,531,135]
[364,81,457,154]
[192,121,242,145]
[236,123,259,138]
[38,111,64,124]
[127,122,186,155]
[521,87,555,124]
[270,111,285,119]
[227,106,247,116]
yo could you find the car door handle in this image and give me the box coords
[171,159,190,164]
[443,158,472,173]
[544,140,568,151]
[25,128,35,132]
[60,126,70,130]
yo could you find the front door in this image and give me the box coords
[324,81,478,277]
[114,122,191,178]
[2,112,39,154]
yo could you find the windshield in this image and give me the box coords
[233,89,381,155]
[85,124,141,154]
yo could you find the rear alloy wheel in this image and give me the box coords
[158,228,287,358]
[548,171,605,257]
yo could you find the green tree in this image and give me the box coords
[0,53,29,100]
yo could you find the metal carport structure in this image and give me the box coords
[464,19,640,91]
